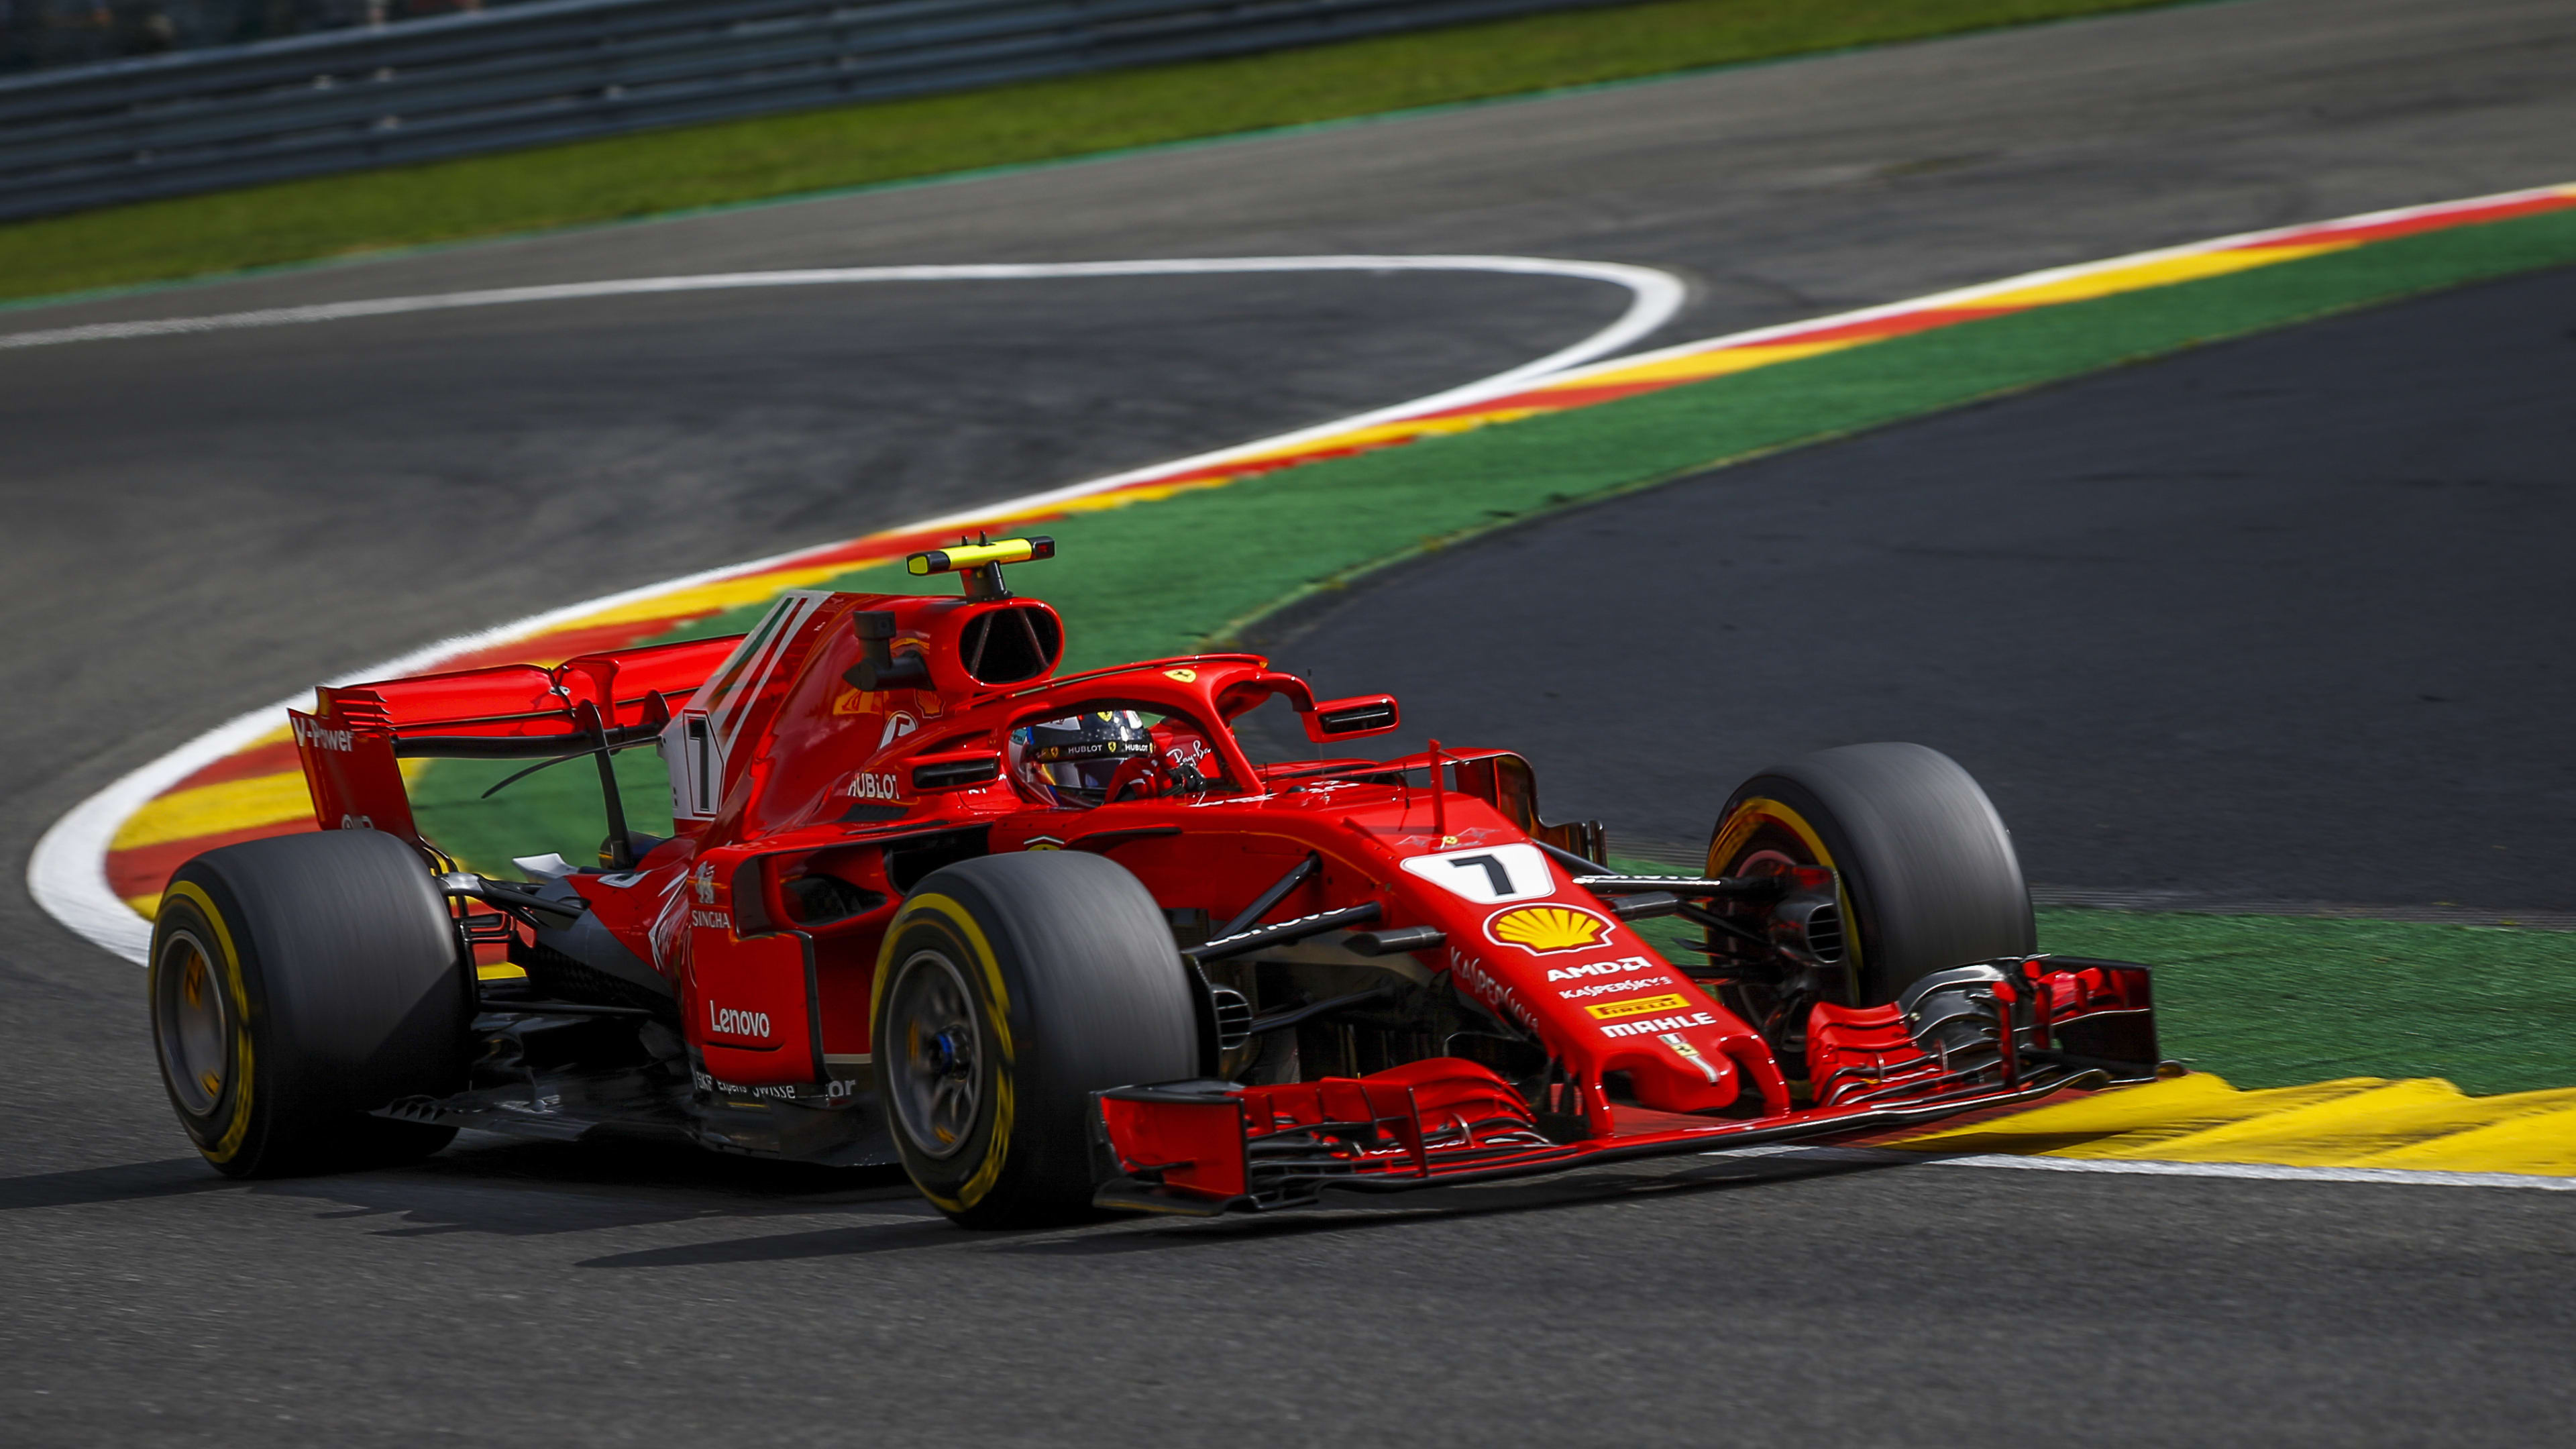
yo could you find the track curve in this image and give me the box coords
[1251,262,2576,914]
[3,0,2574,1443]
[17,253,1683,962]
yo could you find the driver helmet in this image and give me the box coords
[1010,710,1155,808]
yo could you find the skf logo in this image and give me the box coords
[844,771,902,801]
[693,861,718,906]
[292,716,354,753]
[1585,993,1691,1020]
[708,1002,772,1040]
[1485,904,1613,956]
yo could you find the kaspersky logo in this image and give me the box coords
[1483,904,1614,956]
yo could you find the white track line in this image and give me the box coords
[1705,1143,2576,1192]
[1511,180,2576,394]
[21,254,1684,963]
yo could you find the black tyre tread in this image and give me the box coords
[154,828,466,1177]
[879,851,1197,1228]
[1718,742,2032,1002]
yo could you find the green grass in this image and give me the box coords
[2031,908,2576,1096]
[406,748,676,880]
[0,0,2196,305]
[401,200,2576,1095]
[1623,898,2576,1096]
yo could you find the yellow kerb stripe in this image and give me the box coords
[1965,242,2357,309]
[545,557,898,633]
[1890,1073,2576,1177]
[109,759,431,851]
[1548,338,1864,392]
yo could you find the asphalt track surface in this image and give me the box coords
[4,0,2575,1442]
[1255,264,2576,913]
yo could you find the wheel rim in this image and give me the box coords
[884,947,983,1161]
[154,929,233,1118]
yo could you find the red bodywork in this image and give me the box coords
[292,575,2155,1213]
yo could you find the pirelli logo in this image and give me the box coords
[1585,993,1691,1020]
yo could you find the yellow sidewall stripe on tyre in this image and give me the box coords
[874,893,1016,1214]
[1708,795,1859,985]
[162,879,257,1163]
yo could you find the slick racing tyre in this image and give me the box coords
[149,828,468,1177]
[873,852,1197,1228]
[1709,742,2033,1006]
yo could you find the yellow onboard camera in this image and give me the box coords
[908,536,1055,600]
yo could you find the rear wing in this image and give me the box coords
[288,635,741,863]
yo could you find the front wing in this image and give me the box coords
[1091,957,2158,1215]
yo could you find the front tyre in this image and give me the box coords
[1710,741,2033,1006]
[873,852,1197,1228]
[150,828,467,1177]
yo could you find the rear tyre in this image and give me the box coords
[150,829,468,1177]
[873,852,1197,1228]
[1709,742,2033,1006]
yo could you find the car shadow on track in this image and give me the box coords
[0,1156,241,1212]
[995,1152,1901,1258]
[2,1142,1911,1262]
[0,1134,927,1238]
[567,1151,1907,1269]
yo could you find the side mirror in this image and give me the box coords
[1302,694,1400,742]
[910,749,1003,791]
[846,610,931,692]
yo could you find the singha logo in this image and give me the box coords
[693,861,718,906]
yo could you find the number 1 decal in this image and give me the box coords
[1398,843,1555,904]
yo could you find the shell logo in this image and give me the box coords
[1484,904,1613,955]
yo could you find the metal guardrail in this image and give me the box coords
[0,0,1616,221]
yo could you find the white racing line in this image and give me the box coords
[20,254,1685,963]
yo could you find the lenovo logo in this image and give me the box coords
[708,1003,772,1040]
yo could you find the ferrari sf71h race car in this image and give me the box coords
[148,538,2159,1225]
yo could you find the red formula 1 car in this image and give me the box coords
[148,539,2157,1224]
